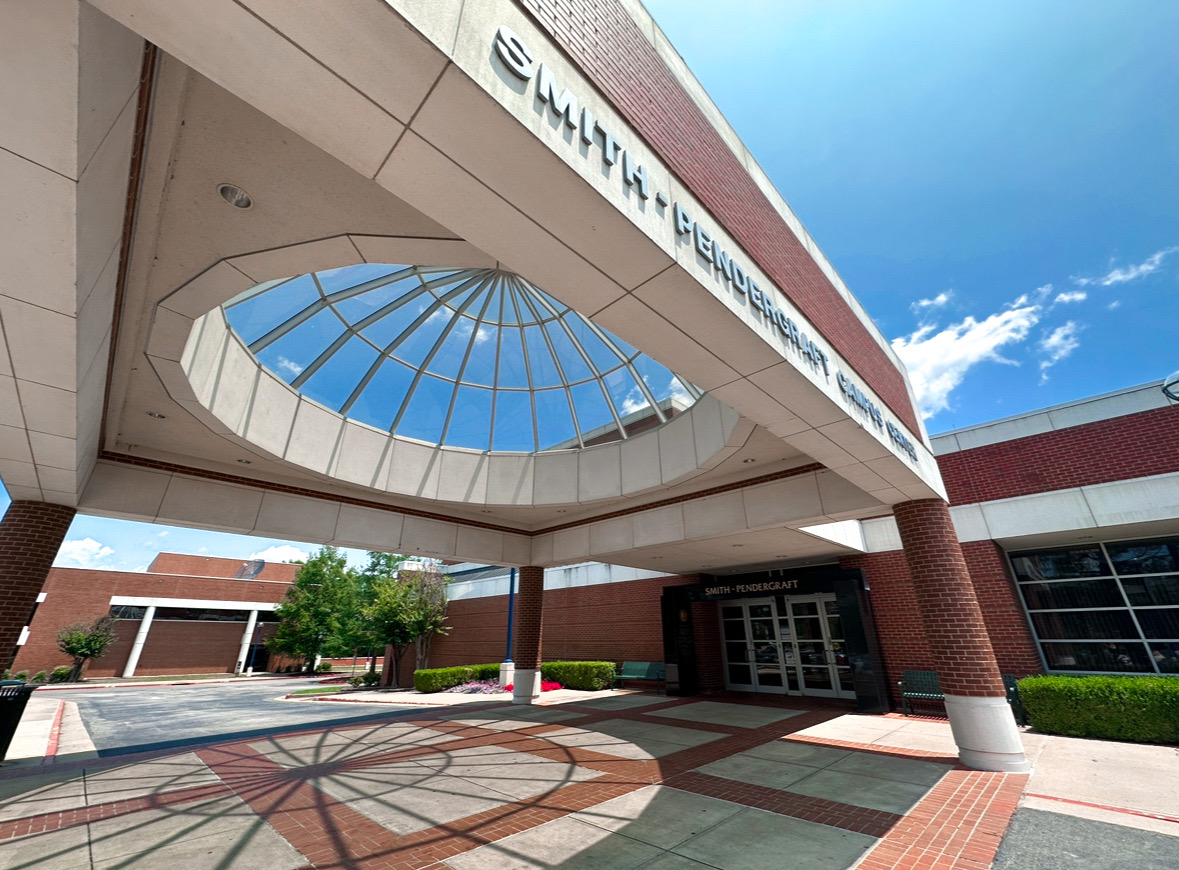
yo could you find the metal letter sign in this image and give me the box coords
[495,25,534,80]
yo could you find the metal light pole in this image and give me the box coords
[500,568,517,687]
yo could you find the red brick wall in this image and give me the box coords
[0,501,76,672]
[11,565,290,676]
[147,553,299,582]
[515,0,921,436]
[938,406,1179,505]
[960,541,1042,677]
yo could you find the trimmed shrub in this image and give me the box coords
[316,661,333,673]
[49,666,73,684]
[13,671,28,682]
[348,672,380,688]
[541,661,615,691]
[1019,675,1179,743]
[414,663,501,693]
[31,671,47,684]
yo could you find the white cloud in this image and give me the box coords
[1053,291,1087,304]
[620,386,650,416]
[249,544,310,564]
[910,291,952,314]
[666,375,692,406]
[1038,321,1082,383]
[55,538,115,569]
[891,302,1040,418]
[276,356,304,377]
[1107,300,1121,310]
[1071,246,1178,287]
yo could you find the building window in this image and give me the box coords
[1009,537,1179,674]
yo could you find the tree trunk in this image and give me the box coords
[68,657,86,683]
[415,633,432,671]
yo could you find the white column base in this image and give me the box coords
[499,661,515,688]
[944,693,1031,773]
[511,668,541,705]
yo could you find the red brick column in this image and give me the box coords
[511,566,544,704]
[894,499,1029,772]
[0,501,76,672]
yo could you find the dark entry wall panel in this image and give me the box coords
[515,0,922,436]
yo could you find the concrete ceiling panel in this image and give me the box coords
[501,533,532,567]
[79,462,171,520]
[14,382,74,440]
[77,3,143,171]
[0,424,33,466]
[0,377,23,428]
[529,533,554,566]
[742,475,824,529]
[284,400,345,476]
[156,475,264,534]
[0,459,39,490]
[208,340,259,437]
[328,422,391,490]
[349,235,492,268]
[552,525,590,563]
[532,451,578,505]
[28,431,77,472]
[241,370,299,460]
[160,261,255,321]
[619,428,662,496]
[485,453,535,507]
[815,470,885,518]
[228,236,363,284]
[146,306,197,365]
[75,96,135,303]
[588,516,634,556]
[253,491,341,541]
[658,413,698,485]
[401,516,458,558]
[437,450,489,504]
[578,445,623,503]
[386,439,441,501]
[633,505,685,548]
[332,504,403,551]
[455,526,506,564]
[682,491,747,541]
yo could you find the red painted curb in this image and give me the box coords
[42,700,65,765]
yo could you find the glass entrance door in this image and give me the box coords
[720,595,856,700]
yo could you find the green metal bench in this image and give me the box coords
[897,669,1029,724]
[615,661,665,694]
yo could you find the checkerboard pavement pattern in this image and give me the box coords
[0,695,1027,870]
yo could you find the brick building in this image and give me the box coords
[11,554,296,678]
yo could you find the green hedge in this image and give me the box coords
[414,663,501,693]
[1019,675,1179,743]
[413,660,617,693]
[541,661,616,691]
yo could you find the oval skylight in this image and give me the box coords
[222,265,700,452]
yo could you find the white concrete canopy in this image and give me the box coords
[1,0,947,572]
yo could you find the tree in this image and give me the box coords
[267,546,356,671]
[346,552,408,673]
[57,615,118,682]
[363,572,417,687]
[405,563,449,671]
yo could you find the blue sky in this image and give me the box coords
[3,1,1177,570]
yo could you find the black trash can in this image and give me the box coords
[0,680,36,762]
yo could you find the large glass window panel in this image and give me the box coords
[390,304,451,368]
[459,324,499,387]
[495,328,530,388]
[1106,539,1179,575]
[603,368,649,419]
[226,275,318,345]
[1041,641,1152,673]
[563,315,624,373]
[426,317,479,381]
[491,390,534,452]
[395,374,454,444]
[347,359,416,431]
[723,621,746,641]
[317,263,404,297]
[255,308,347,383]
[534,388,577,450]
[523,326,563,388]
[1149,643,1179,673]
[570,381,617,438]
[331,274,420,324]
[544,321,594,381]
[1135,609,1179,640]
[1019,578,1124,611]
[359,293,433,348]
[443,385,493,451]
[631,355,679,402]
[1122,575,1179,607]
[1009,546,1110,582]
[1030,610,1138,640]
[298,336,380,411]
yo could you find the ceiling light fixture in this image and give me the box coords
[218,183,253,209]
[742,458,756,464]
[146,411,166,419]
[731,544,744,548]
[237,459,252,464]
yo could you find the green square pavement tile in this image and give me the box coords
[570,694,672,711]
[671,807,876,870]
[570,785,744,850]
[87,793,306,869]
[84,752,221,803]
[579,718,724,751]
[443,815,662,869]
[411,746,601,800]
[0,770,86,819]
[785,768,935,814]
[646,701,806,728]
[445,706,586,727]
[694,753,816,791]
[828,751,949,786]
[311,764,517,835]
[742,740,852,768]
[0,824,90,870]
[635,854,726,870]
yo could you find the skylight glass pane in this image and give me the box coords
[492,390,534,451]
[544,321,594,382]
[359,292,432,347]
[534,388,577,450]
[524,325,562,388]
[444,385,493,451]
[396,374,454,443]
[347,358,417,431]
[316,263,404,296]
[459,323,499,386]
[298,336,380,411]
[226,275,318,345]
[390,303,450,368]
[426,316,478,381]
[632,355,680,402]
[499,284,519,324]
[333,274,421,325]
[564,315,625,373]
[570,380,616,439]
[255,307,347,383]
[603,368,649,419]
[495,327,530,388]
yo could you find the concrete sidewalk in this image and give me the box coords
[3,695,96,765]
[0,692,1176,869]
